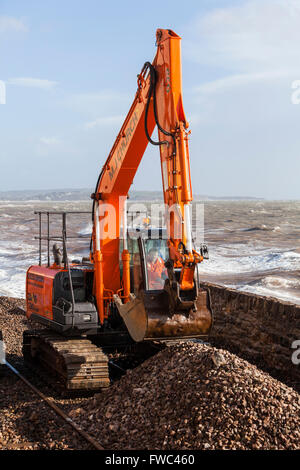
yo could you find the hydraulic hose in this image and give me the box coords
[143,62,176,154]
[143,62,179,207]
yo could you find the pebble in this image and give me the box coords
[72,342,300,450]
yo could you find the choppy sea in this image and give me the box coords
[0,200,300,304]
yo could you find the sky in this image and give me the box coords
[1,0,300,199]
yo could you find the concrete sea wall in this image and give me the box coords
[202,281,300,391]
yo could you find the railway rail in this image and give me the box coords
[3,360,105,451]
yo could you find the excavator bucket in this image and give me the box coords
[114,287,212,342]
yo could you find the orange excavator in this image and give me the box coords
[23,29,212,391]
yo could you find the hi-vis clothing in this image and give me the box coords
[147,256,167,290]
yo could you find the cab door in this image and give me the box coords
[138,237,168,291]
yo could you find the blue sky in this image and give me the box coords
[1,0,300,199]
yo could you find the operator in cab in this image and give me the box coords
[146,248,167,290]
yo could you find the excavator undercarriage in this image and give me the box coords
[23,330,110,392]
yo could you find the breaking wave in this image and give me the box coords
[78,223,93,236]
[198,248,300,275]
[242,225,270,232]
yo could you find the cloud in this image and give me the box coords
[39,137,61,146]
[35,136,62,157]
[180,1,300,199]
[0,16,28,33]
[8,77,57,90]
[185,0,300,114]
[63,91,129,117]
[84,115,125,129]
[195,70,295,96]
[186,0,300,73]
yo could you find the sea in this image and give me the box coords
[0,199,300,305]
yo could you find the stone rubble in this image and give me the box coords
[1,296,299,450]
[72,342,300,450]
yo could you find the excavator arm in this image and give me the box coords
[91,29,212,339]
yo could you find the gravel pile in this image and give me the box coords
[72,342,300,450]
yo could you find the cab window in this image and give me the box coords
[144,239,168,290]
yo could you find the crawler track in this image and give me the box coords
[23,330,110,392]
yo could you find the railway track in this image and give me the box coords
[3,360,105,450]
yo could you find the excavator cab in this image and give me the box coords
[115,228,212,342]
[121,228,168,294]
